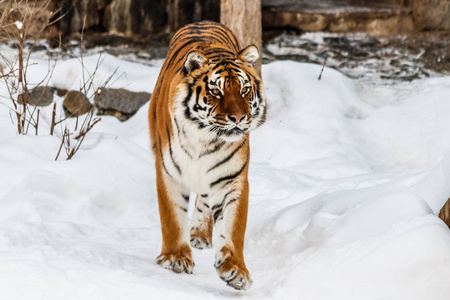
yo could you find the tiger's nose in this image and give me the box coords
[228,114,246,124]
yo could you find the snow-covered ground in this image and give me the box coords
[1,49,450,300]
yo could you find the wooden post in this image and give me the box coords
[439,198,450,228]
[220,0,262,76]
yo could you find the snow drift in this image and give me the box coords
[0,52,450,300]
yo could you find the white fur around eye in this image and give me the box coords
[241,86,251,96]
[210,88,222,98]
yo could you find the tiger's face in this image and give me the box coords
[174,46,266,143]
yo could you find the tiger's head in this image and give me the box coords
[174,45,266,143]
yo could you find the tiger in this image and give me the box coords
[148,20,266,290]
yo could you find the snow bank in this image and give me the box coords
[1,51,450,300]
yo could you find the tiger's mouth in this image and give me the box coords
[212,125,248,141]
[221,127,245,136]
[204,114,252,141]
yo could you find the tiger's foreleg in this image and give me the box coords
[154,160,194,274]
[212,178,252,290]
[190,194,213,249]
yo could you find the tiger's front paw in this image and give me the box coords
[214,245,252,290]
[155,245,194,274]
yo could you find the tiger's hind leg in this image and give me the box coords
[155,162,194,274]
[190,194,213,249]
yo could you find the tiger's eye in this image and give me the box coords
[210,88,221,97]
[242,87,250,95]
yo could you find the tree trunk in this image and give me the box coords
[220,0,262,76]
[439,198,450,228]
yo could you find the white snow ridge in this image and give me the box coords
[0,52,450,300]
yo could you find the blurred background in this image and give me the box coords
[1,0,449,83]
[15,0,449,40]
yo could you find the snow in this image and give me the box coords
[1,48,450,300]
[15,21,23,30]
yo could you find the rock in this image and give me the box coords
[412,0,450,31]
[263,11,328,32]
[56,88,69,97]
[263,9,416,36]
[96,88,151,121]
[28,86,55,106]
[18,86,54,106]
[63,91,92,117]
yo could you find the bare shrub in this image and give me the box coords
[0,2,119,161]
[0,0,62,135]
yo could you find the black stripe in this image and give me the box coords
[212,24,240,51]
[222,189,236,203]
[212,189,237,223]
[213,207,222,222]
[193,86,207,112]
[211,189,235,221]
[199,141,225,158]
[224,198,236,211]
[201,194,208,197]
[222,60,242,70]
[203,203,210,209]
[169,39,206,72]
[212,202,222,211]
[176,204,188,212]
[203,49,235,56]
[207,141,245,173]
[183,83,193,115]
[210,162,247,188]
[158,137,173,178]
[207,31,231,47]
[166,126,182,175]
[174,118,193,159]
[182,194,190,202]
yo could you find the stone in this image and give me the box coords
[18,86,54,107]
[263,11,328,32]
[412,0,450,31]
[63,91,92,117]
[27,86,55,106]
[96,88,151,121]
[366,15,415,36]
[263,9,416,36]
[56,88,69,97]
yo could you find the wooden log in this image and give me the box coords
[439,198,450,228]
[220,0,262,76]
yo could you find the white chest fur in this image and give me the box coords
[160,118,245,196]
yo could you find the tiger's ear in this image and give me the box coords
[238,45,259,67]
[184,51,208,74]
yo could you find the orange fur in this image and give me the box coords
[148,21,266,290]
